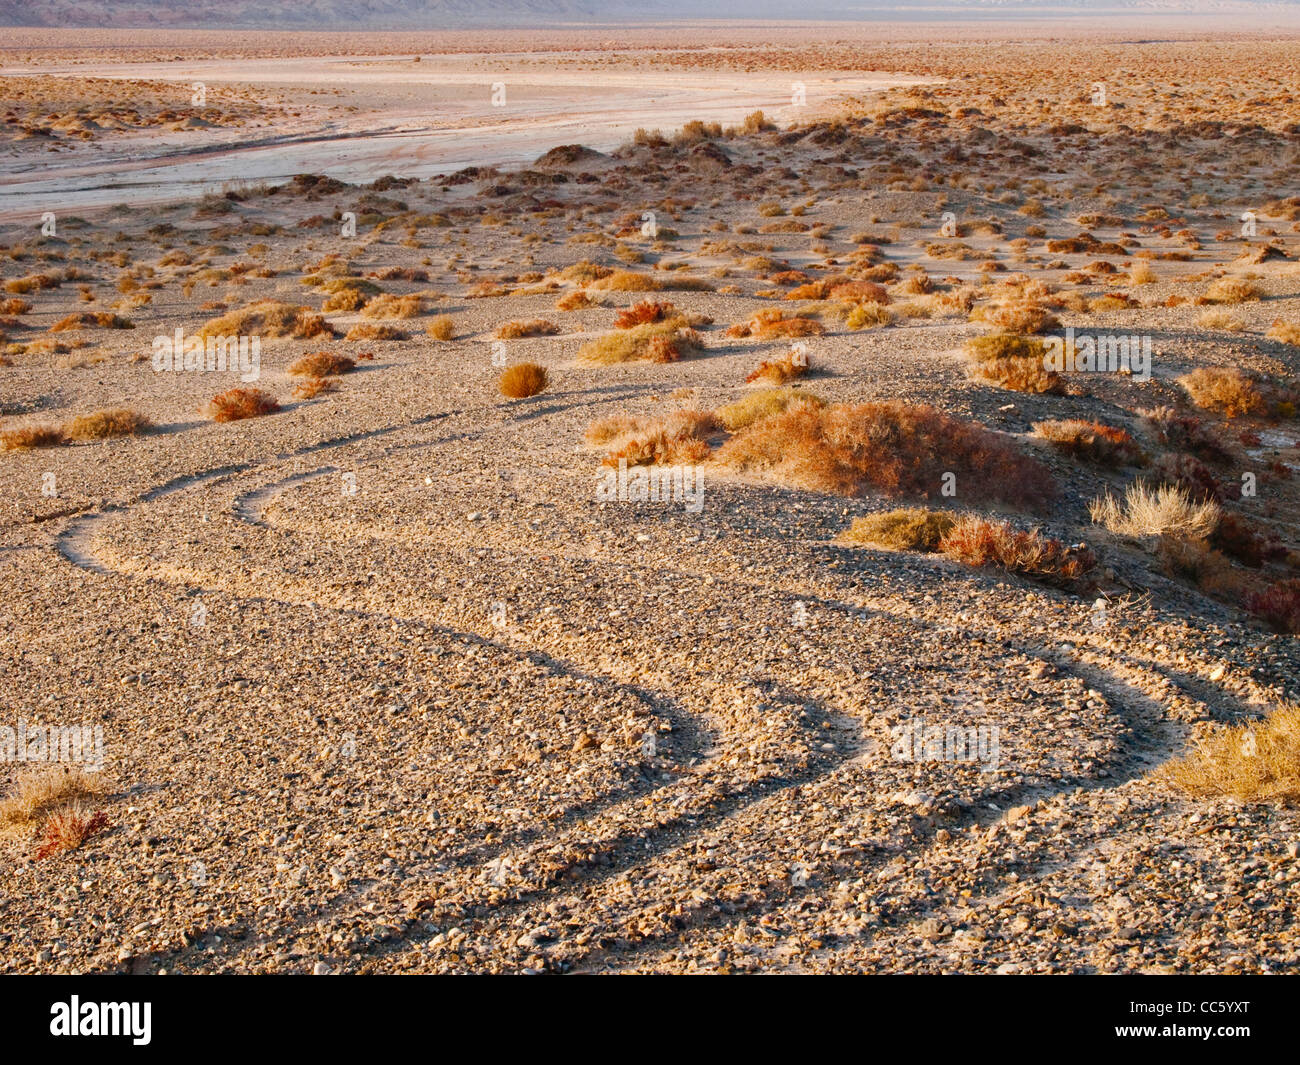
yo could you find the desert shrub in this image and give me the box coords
[614,300,676,329]
[35,807,111,860]
[1246,581,1300,634]
[839,508,956,552]
[557,261,612,284]
[556,290,596,311]
[495,318,560,340]
[1139,406,1232,464]
[938,516,1094,587]
[1203,277,1262,304]
[1197,308,1247,332]
[829,280,889,304]
[345,322,405,341]
[1161,704,1300,803]
[746,347,809,385]
[717,401,1056,505]
[49,312,133,332]
[1033,419,1145,467]
[588,270,711,293]
[1157,534,1249,597]
[499,362,549,398]
[207,388,280,422]
[1179,368,1267,419]
[589,409,717,466]
[198,300,334,340]
[0,298,30,314]
[969,299,1058,334]
[965,334,1060,394]
[725,309,825,340]
[1129,261,1157,285]
[715,388,823,432]
[321,289,367,312]
[1089,482,1220,539]
[426,315,455,340]
[0,425,65,450]
[361,293,423,319]
[0,766,106,830]
[1153,452,1233,503]
[1211,512,1283,568]
[289,352,354,377]
[64,409,151,440]
[579,318,701,364]
[845,302,894,329]
[1266,320,1300,345]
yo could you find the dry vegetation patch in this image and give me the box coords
[499,362,549,398]
[206,388,280,422]
[1161,704,1300,804]
[717,401,1056,505]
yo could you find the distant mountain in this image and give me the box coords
[0,0,1295,29]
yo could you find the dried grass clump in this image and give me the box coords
[207,388,280,422]
[746,347,809,385]
[938,515,1095,587]
[64,408,151,440]
[495,318,560,340]
[1203,277,1263,305]
[1129,261,1157,285]
[845,302,894,330]
[360,293,424,319]
[578,318,701,364]
[499,362,549,398]
[965,334,1060,394]
[1266,320,1300,345]
[1160,704,1300,804]
[426,315,455,341]
[589,409,717,467]
[1,425,66,450]
[1033,419,1145,467]
[35,807,110,860]
[715,388,823,432]
[717,401,1056,505]
[198,300,334,340]
[725,309,825,340]
[1197,308,1248,332]
[1179,367,1267,419]
[289,351,355,377]
[0,766,106,831]
[839,508,956,552]
[1089,482,1220,539]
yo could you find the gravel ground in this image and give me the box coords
[3,55,1300,972]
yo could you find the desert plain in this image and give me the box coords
[1,21,1300,974]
